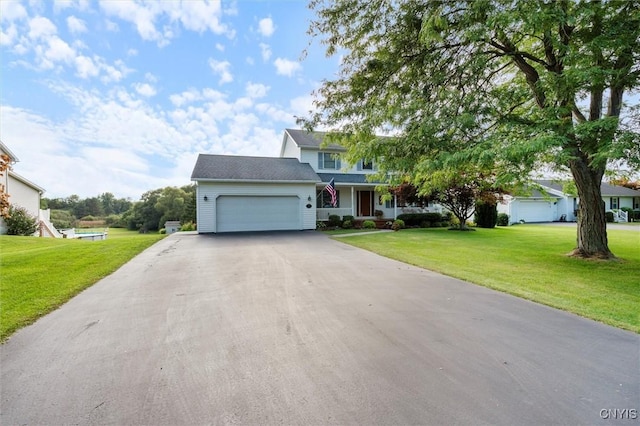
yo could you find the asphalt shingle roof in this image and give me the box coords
[191,154,320,182]
[537,179,640,197]
[317,173,384,185]
[285,129,346,151]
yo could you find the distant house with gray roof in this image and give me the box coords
[497,179,640,224]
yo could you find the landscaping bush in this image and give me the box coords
[342,215,355,228]
[497,213,509,226]
[159,228,166,234]
[474,201,498,228]
[327,214,342,227]
[362,220,376,229]
[316,221,327,230]
[605,211,615,223]
[397,212,443,227]
[180,221,196,231]
[633,210,640,221]
[620,207,633,222]
[5,205,38,236]
[391,219,405,231]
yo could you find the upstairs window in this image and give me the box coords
[359,160,374,171]
[318,152,341,170]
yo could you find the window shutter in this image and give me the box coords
[318,152,323,169]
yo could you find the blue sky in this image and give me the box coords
[1,0,338,199]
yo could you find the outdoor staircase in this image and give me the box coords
[38,209,63,238]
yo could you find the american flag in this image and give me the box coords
[325,178,337,207]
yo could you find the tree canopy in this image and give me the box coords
[303,0,640,258]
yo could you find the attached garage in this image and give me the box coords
[216,195,301,232]
[517,200,555,223]
[498,192,560,224]
[191,154,320,233]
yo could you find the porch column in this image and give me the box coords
[351,187,355,217]
[394,193,397,219]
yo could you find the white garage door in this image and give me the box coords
[518,201,553,223]
[216,196,301,232]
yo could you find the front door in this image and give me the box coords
[358,191,373,216]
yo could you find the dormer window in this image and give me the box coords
[318,152,341,170]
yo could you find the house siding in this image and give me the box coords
[280,134,301,159]
[7,174,41,219]
[196,182,317,233]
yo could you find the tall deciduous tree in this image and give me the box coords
[303,0,639,258]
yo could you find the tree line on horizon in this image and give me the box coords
[41,184,196,232]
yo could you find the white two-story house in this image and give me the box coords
[191,128,398,233]
[0,140,60,237]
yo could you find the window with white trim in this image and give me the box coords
[317,189,340,208]
[358,160,374,171]
[610,197,619,209]
[318,152,341,170]
[384,197,395,208]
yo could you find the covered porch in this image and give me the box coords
[315,173,396,221]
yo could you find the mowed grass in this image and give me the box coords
[0,228,166,341]
[336,225,640,333]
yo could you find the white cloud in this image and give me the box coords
[255,103,294,123]
[98,0,235,46]
[99,1,162,43]
[208,58,233,85]
[257,17,275,37]
[1,24,19,46]
[44,36,76,63]
[289,94,316,117]
[66,16,87,34]
[245,82,269,99]
[259,42,271,61]
[74,55,99,78]
[246,56,254,66]
[28,16,57,40]
[215,43,224,52]
[274,57,301,77]
[127,48,138,56]
[134,82,157,97]
[0,1,28,23]
[169,88,202,107]
[53,0,90,13]
[104,19,119,32]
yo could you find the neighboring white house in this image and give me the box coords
[498,179,640,224]
[0,141,59,237]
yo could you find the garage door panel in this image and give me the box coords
[518,201,553,223]
[217,196,300,232]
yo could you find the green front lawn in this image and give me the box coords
[0,229,166,341]
[336,225,640,333]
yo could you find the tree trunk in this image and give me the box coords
[569,159,614,259]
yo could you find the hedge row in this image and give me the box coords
[396,212,446,227]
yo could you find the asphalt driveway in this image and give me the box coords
[1,231,638,425]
